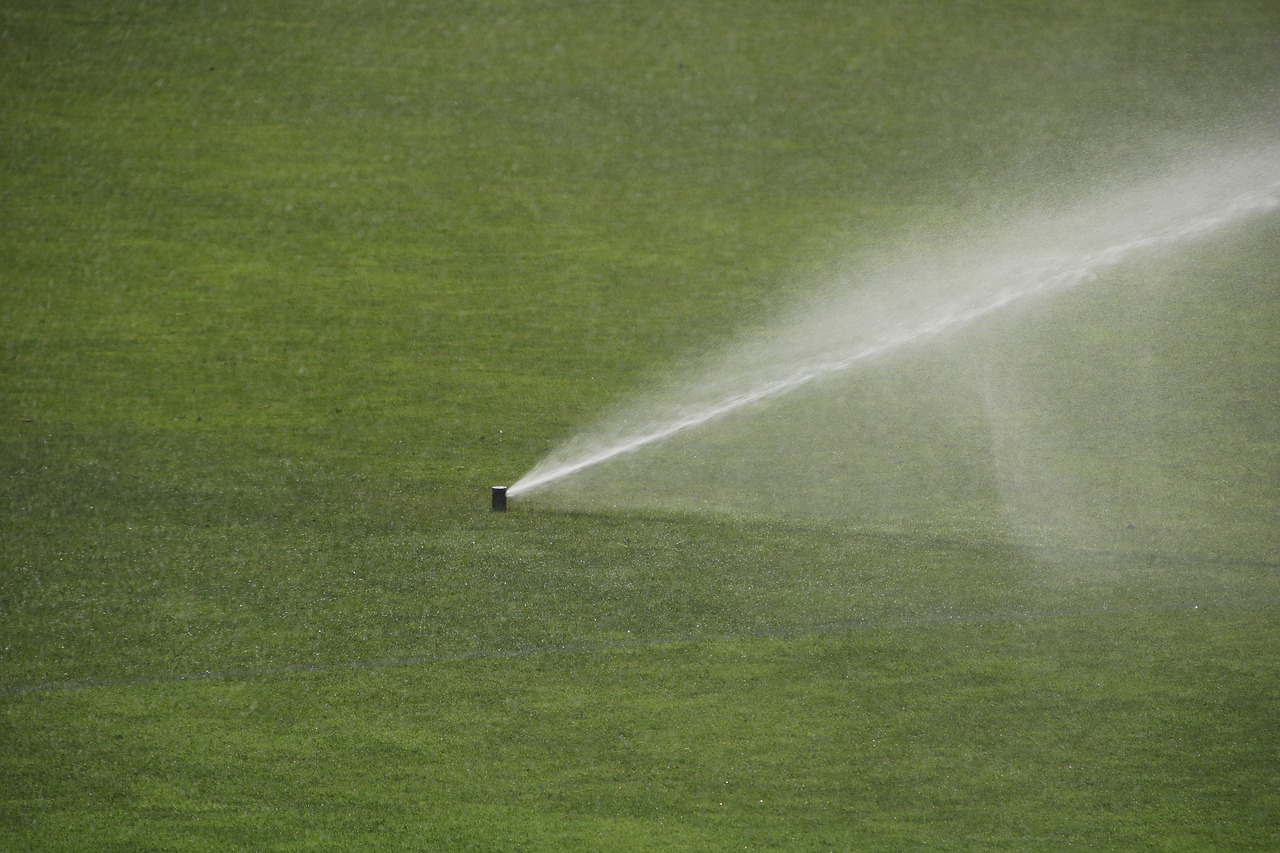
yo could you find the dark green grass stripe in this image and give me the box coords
[2,596,1275,698]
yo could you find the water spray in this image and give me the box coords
[509,146,1280,500]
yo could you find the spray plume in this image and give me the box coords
[511,146,1280,498]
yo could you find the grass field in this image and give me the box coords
[3,1,1279,848]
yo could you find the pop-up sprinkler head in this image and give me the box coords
[491,486,508,512]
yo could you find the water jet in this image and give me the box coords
[511,145,1280,509]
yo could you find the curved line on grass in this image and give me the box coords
[2,596,1276,698]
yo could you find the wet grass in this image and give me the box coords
[2,0,1279,848]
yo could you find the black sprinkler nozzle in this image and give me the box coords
[491,486,508,511]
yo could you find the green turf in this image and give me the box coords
[3,0,1278,849]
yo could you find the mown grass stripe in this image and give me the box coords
[4,596,1273,698]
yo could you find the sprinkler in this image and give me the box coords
[491,485,508,512]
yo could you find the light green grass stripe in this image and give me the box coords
[4,596,1274,698]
